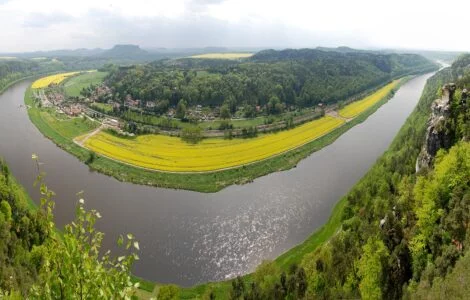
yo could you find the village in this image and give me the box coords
[33,84,123,132]
[32,79,332,140]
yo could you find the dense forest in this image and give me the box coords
[104,49,437,116]
[0,60,49,92]
[0,45,173,91]
[0,58,106,93]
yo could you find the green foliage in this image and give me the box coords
[176,99,187,119]
[357,238,390,300]
[181,125,203,144]
[106,50,437,117]
[0,156,139,298]
[292,55,470,300]
[229,262,307,300]
[0,158,49,295]
[411,249,470,299]
[220,104,231,119]
[157,284,180,300]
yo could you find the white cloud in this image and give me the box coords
[0,0,469,52]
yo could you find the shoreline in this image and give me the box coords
[24,76,409,192]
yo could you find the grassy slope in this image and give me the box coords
[25,79,406,193]
[25,88,99,156]
[63,71,108,97]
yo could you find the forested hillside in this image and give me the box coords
[0,60,50,92]
[0,158,139,298]
[0,58,92,93]
[295,55,470,299]
[105,49,437,115]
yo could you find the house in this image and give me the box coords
[146,101,156,108]
[62,104,83,116]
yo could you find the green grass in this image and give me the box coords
[39,109,98,139]
[63,71,108,97]
[25,88,99,159]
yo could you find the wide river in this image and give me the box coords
[0,73,432,286]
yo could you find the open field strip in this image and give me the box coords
[31,71,96,89]
[190,53,253,59]
[63,71,108,97]
[82,116,345,172]
[339,79,400,118]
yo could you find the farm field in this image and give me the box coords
[32,71,81,89]
[190,52,253,59]
[64,71,108,97]
[339,79,401,118]
[83,115,345,172]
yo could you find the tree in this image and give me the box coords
[176,99,187,119]
[29,156,139,299]
[267,96,284,114]
[181,126,203,144]
[220,104,231,119]
[244,105,256,118]
[357,237,389,300]
[157,284,180,300]
[0,201,11,223]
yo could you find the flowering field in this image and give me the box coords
[32,72,81,89]
[339,80,401,119]
[83,115,345,172]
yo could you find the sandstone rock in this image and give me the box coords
[416,83,456,172]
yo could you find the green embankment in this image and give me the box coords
[25,78,406,193]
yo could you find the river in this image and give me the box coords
[0,73,433,286]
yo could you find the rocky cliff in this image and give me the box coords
[416,83,456,171]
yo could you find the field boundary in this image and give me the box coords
[24,75,411,192]
[73,117,345,174]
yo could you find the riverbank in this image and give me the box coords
[135,70,443,298]
[25,77,406,192]
[0,72,435,293]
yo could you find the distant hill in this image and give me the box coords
[7,48,105,58]
[315,46,371,53]
[96,44,149,59]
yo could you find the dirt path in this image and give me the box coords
[75,124,104,146]
[326,110,353,122]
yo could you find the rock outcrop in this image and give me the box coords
[416,83,456,172]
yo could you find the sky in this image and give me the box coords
[0,0,468,52]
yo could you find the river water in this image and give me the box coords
[0,73,432,286]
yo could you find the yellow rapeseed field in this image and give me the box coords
[190,53,253,59]
[339,80,401,119]
[83,116,345,172]
[32,72,81,89]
